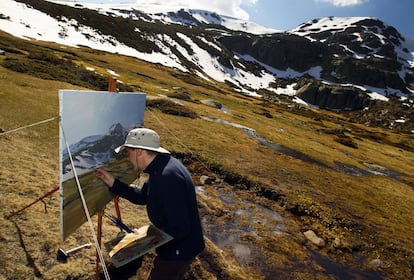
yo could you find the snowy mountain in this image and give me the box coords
[51,1,280,35]
[62,123,127,176]
[0,0,413,113]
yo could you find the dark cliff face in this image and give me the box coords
[216,17,413,110]
[218,18,410,94]
[295,79,371,110]
[88,123,126,154]
[108,123,125,138]
[219,33,330,73]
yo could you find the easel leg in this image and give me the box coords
[108,77,117,92]
[6,186,59,219]
[95,198,121,279]
[96,74,120,279]
[113,196,122,221]
[96,208,104,280]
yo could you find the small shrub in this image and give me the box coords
[334,135,358,149]
[146,98,198,118]
[168,91,192,101]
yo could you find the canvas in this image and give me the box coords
[59,90,146,241]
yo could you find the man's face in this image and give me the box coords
[126,148,141,171]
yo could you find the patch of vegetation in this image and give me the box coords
[2,55,132,91]
[334,135,359,148]
[167,90,192,101]
[348,124,414,153]
[146,98,198,118]
[3,55,105,89]
[202,160,284,201]
[169,72,221,92]
[346,96,414,135]
[282,193,361,231]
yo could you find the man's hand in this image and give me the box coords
[94,168,115,187]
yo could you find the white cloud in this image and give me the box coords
[134,0,257,19]
[316,0,368,7]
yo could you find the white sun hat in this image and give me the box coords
[115,128,170,154]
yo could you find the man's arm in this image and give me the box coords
[95,168,147,205]
[110,179,147,205]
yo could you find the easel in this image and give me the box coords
[95,77,122,279]
[7,78,126,280]
[95,197,122,279]
[6,186,59,219]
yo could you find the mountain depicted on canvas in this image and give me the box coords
[62,122,129,176]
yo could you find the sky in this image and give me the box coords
[60,91,145,144]
[76,0,414,38]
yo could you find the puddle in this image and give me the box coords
[334,161,371,176]
[201,185,286,276]
[200,184,385,279]
[335,161,403,182]
[364,162,401,179]
[202,116,331,168]
[200,184,387,279]
[220,107,231,114]
[309,250,384,280]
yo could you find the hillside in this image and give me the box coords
[0,1,414,279]
[1,27,414,279]
[1,0,413,125]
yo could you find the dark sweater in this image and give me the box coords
[110,154,205,260]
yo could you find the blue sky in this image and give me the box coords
[77,0,414,38]
[245,0,414,38]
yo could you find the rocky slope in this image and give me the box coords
[0,0,413,132]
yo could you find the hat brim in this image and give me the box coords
[115,144,170,154]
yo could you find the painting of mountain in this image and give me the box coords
[61,122,129,176]
[59,90,146,241]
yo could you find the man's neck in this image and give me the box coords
[142,152,157,170]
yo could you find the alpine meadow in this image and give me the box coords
[0,0,414,279]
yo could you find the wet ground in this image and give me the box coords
[196,181,385,279]
[199,183,287,278]
[195,116,394,278]
[203,116,405,181]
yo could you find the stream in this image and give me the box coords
[202,116,403,180]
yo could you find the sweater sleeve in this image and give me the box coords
[110,179,147,205]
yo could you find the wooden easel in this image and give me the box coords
[107,76,117,92]
[95,198,122,279]
[6,186,59,219]
[95,77,122,279]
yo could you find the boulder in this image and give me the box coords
[303,230,325,247]
[199,175,214,185]
[200,99,222,109]
[368,258,383,269]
